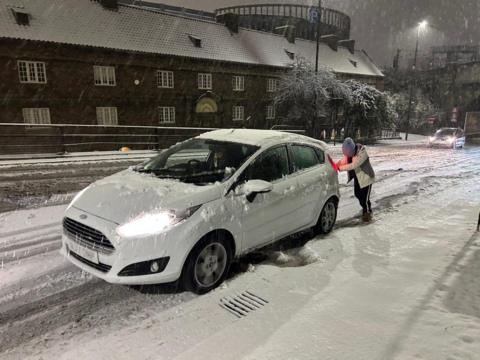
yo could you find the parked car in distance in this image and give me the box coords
[61,129,340,293]
[429,128,465,149]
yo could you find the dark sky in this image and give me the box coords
[145,0,480,67]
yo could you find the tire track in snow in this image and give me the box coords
[0,221,59,238]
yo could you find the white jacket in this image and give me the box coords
[337,145,375,189]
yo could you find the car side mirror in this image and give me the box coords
[243,180,273,202]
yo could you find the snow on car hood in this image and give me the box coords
[71,169,223,224]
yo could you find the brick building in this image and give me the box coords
[0,0,383,152]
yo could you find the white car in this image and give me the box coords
[428,128,466,149]
[61,129,340,293]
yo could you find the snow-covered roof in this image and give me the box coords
[198,129,322,147]
[0,0,383,78]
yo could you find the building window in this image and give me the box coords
[96,107,118,125]
[198,73,212,90]
[267,78,279,92]
[94,66,116,86]
[22,108,51,125]
[232,76,245,91]
[157,70,174,88]
[233,106,245,121]
[18,61,47,84]
[159,107,176,124]
[266,104,275,120]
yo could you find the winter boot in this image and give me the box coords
[362,212,372,223]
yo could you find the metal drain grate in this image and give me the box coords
[219,291,268,318]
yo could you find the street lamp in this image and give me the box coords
[405,20,428,141]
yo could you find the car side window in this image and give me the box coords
[314,147,325,164]
[291,145,319,172]
[241,146,290,183]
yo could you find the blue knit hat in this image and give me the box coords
[342,137,356,157]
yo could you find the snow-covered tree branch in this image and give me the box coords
[274,58,351,125]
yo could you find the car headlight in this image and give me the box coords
[447,136,455,144]
[429,136,435,142]
[116,205,201,238]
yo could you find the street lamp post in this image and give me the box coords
[313,0,322,138]
[405,20,427,141]
[315,0,322,73]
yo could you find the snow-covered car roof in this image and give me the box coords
[197,129,326,148]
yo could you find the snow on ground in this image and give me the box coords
[0,150,156,167]
[0,150,156,213]
[1,138,480,359]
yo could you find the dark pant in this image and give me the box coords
[354,180,372,214]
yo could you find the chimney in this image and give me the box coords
[223,13,239,33]
[338,39,355,54]
[321,34,339,51]
[99,0,118,10]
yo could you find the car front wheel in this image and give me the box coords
[182,232,232,294]
[314,198,337,235]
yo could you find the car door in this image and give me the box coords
[237,145,300,252]
[288,144,328,228]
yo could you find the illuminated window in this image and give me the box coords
[267,78,278,92]
[22,108,51,124]
[94,66,116,86]
[157,70,174,88]
[233,106,245,121]
[18,61,47,84]
[266,104,275,120]
[159,107,176,124]
[198,73,212,90]
[232,76,245,91]
[96,107,118,125]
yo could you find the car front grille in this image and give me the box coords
[63,217,115,254]
[69,250,112,273]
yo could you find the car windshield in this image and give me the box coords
[137,138,259,185]
[435,129,456,136]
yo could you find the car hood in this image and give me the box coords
[71,169,223,224]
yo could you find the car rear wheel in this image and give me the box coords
[314,198,337,235]
[182,232,232,294]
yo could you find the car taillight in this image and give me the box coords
[327,154,338,172]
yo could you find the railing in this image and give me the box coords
[0,123,310,155]
[215,4,350,32]
[0,123,218,155]
[215,3,351,40]
[379,129,401,139]
[270,125,306,134]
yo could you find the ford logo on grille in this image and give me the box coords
[79,214,87,220]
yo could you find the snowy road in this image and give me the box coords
[0,151,155,213]
[1,139,480,359]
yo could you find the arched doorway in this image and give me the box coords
[195,93,222,127]
[195,97,218,113]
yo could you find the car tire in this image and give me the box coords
[314,198,337,235]
[182,232,233,294]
